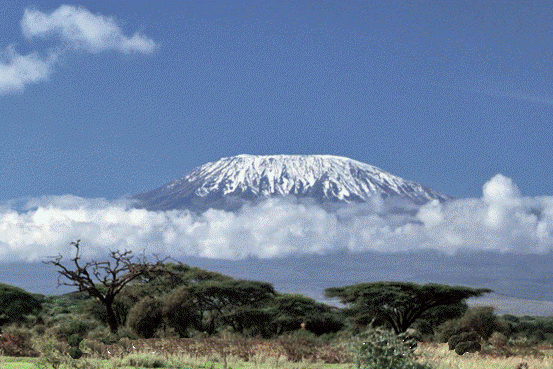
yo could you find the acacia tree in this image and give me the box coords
[166,279,276,335]
[267,294,344,335]
[325,282,492,334]
[46,240,167,333]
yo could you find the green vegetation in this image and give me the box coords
[324,282,491,334]
[351,327,431,369]
[45,240,170,333]
[3,241,553,368]
[0,284,42,327]
[267,293,344,336]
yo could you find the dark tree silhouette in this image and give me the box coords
[170,279,275,334]
[0,283,42,327]
[325,282,492,334]
[267,293,344,335]
[45,240,167,333]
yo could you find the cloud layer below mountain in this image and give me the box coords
[1,174,552,261]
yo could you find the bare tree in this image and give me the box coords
[46,240,167,333]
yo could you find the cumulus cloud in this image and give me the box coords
[1,5,157,95]
[21,5,158,54]
[1,174,553,262]
[0,45,56,94]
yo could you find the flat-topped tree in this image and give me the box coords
[325,282,492,334]
[45,240,167,333]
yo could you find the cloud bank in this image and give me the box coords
[1,174,552,262]
[1,5,157,95]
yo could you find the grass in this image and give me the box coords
[5,337,553,368]
[0,356,40,369]
[415,342,553,369]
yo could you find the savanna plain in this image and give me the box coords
[2,244,553,369]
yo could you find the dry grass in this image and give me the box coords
[9,335,553,368]
[415,342,553,369]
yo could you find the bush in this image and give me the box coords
[47,313,98,340]
[68,334,83,359]
[0,284,42,326]
[268,294,345,336]
[32,332,103,369]
[161,288,198,337]
[276,330,321,362]
[32,332,67,369]
[126,297,163,338]
[0,325,38,357]
[68,334,83,347]
[123,353,167,368]
[488,331,508,347]
[454,341,481,355]
[273,330,349,363]
[436,307,501,342]
[447,331,480,350]
[68,346,83,359]
[352,327,432,369]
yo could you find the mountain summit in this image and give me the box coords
[134,154,450,211]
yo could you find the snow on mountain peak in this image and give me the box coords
[134,154,451,211]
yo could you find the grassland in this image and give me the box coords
[3,337,553,369]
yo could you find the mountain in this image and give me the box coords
[134,154,451,211]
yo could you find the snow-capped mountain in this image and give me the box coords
[134,154,451,211]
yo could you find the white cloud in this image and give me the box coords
[1,5,157,95]
[21,5,158,54]
[1,175,553,262]
[0,45,56,95]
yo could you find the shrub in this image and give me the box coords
[68,333,83,348]
[80,338,107,357]
[0,284,42,326]
[68,346,83,359]
[436,307,501,342]
[68,334,83,359]
[123,353,167,368]
[47,313,98,340]
[32,332,103,369]
[447,331,480,350]
[86,325,117,344]
[126,297,163,338]
[32,332,67,369]
[454,341,481,355]
[277,330,320,362]
[351,327,432,369]
[488,331,508,347]
[161,288,198,337]
[0,325,38,357]
[268,294,344,336]
[532,329,546,342]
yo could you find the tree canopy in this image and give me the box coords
[0,283,42,327]
[266,293,344,335]
[325,282,492,334]
[168,279,276,335]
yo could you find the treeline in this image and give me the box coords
[2,243,553,352]
[3,270,553,348]
[0,264,346,342]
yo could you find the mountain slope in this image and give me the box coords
[134,154,451,211]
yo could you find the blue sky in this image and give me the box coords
[2,0,553,202]
[2,1,553,266]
